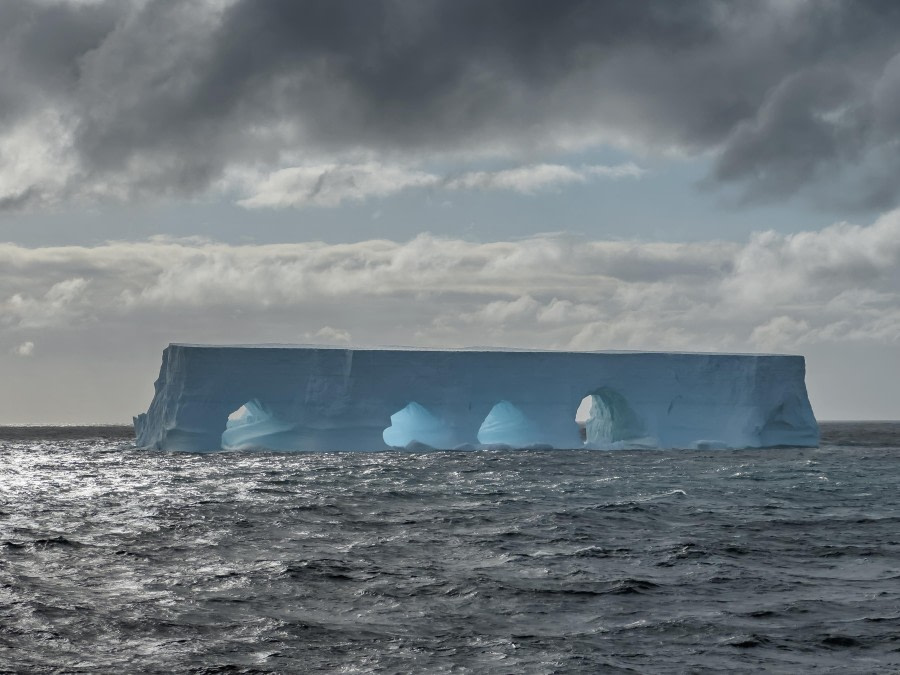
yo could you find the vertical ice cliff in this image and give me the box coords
[134,344,819,452]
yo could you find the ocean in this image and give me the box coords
[1,422,898,673]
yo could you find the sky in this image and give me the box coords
[1,0,899,423]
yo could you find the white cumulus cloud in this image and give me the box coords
[13,341,34,357]
[306,326,352,344]
[2,278,91,328]
[3,209,900,353]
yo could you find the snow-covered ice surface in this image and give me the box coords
[134,345,818,452]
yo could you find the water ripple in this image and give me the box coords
[0,423,898,672]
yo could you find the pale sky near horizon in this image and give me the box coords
[1,0,899,423]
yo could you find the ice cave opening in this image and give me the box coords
[221,399,293,450]
[477,400,538,447]
[577,388,647,447]
[224,399,271,431]
[383,402,454,448]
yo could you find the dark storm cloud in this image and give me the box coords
[5,0,900,209]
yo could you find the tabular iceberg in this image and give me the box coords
[133,344,818,452]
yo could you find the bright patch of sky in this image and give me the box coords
[2,151,827,247]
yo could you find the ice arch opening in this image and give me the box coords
[575,396,593,442]
[477,401,538,446]
[221,399,295,450]
[382,402,454,448]
[579,388,647,447]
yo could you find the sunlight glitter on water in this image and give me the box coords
[0,423,898,672]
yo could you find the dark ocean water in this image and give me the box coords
[1,423,898,674]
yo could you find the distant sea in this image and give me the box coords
[1,422,898,673]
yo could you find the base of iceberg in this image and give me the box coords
[133,344,819,452]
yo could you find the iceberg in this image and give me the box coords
[133,344,819,452]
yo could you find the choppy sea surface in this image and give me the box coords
[1,423,898,674]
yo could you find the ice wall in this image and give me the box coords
[133,344,819,452]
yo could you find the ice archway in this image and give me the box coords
[579,388,648,447]
[383,402,455,448]
[221,399,296,450]
[477,401,539,446]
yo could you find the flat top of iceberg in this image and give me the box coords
[169,343,795,358]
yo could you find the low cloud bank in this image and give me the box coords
[4,210,899,422]
[3,211,899,355]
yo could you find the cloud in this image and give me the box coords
[750,316,811,352]
[237,163,439,208]
[306,326,351,344]
[235,161,641,208]
[2,278,90,328]
[445,163,642,194]
[2,210,900,355]
[3,1,900,210]
[723,211,900,308]
[13,341,34,357]
[4,210,900,421]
